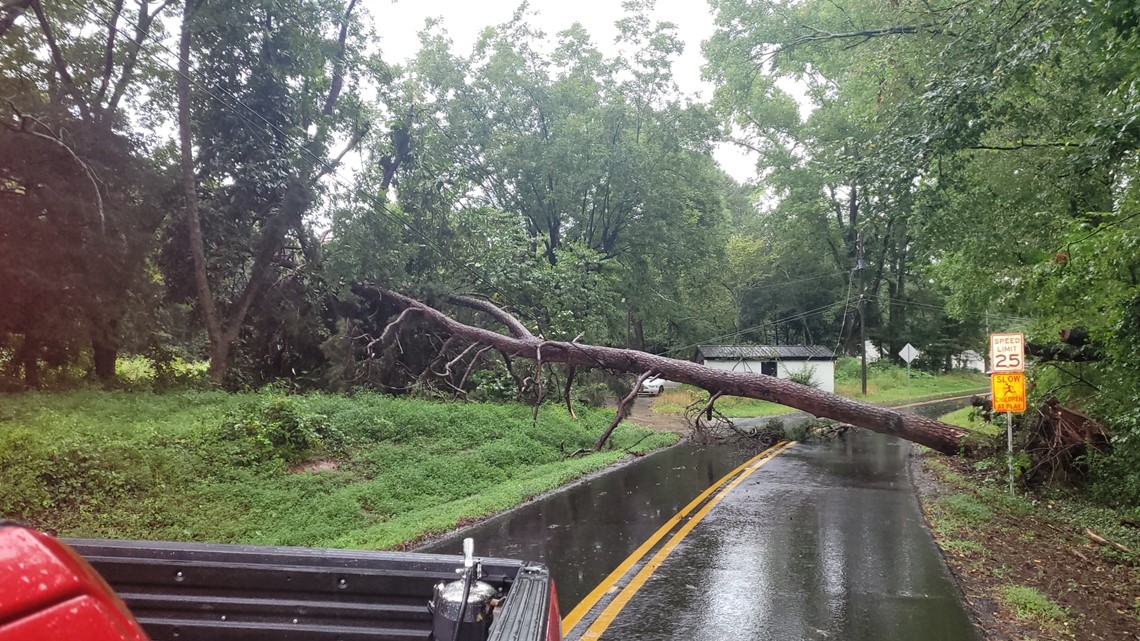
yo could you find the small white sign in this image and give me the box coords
[899,343,919,364]
[989,332,1025,372]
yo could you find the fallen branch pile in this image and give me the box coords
[1025,398,1111,483]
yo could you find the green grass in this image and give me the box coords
[1001,584,1067,624]
[0,390,675,549]
[834,359,988,404]
[941,538,985,555]
[940,406,1003,436]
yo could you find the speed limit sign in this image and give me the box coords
[989,332,1025,372]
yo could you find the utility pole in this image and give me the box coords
[858,233,867,396]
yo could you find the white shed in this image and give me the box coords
[694,345,838,393]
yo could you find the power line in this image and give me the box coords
[658,299,850,357]
[741,271,844,292]
[881,296,1033,322]
[831,267,856,357]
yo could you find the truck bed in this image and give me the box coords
[66,538,556,641]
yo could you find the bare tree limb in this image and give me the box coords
[595,371,655,451]
[94,0,125,106]
[443,342,481,377]
[449,295,535,339]
[699,391,724,423]
[458,345,493,395]
[499,349,523,395]
[2,102,105,229]
[30,0,92,121]
[564,365,577,419]
[312,123,369,182]
[322,0,357,116]
[368,307,421,357]
[353,285,972,454]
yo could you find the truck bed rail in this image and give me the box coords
[66,538,554,641]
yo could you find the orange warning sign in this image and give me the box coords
[991,372,1027,413]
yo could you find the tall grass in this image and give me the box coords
[0,390,675,549]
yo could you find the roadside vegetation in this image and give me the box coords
[0,389,674,549]
[914,408,1140,640]
[652,359,987,418]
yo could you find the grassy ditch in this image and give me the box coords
[651,361,988,418]
[915,408,1140,640]
[0,390,675,549]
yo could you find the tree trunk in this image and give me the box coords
[208,341,230,386]
[91,339,117,382]
[178,0,226,385]
[357,286,972,455]
[21,334,40,389]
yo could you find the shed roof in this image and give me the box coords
[696,344,837,361]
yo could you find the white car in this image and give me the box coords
[638,377,668,396]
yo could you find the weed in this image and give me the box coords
[940,493,994,525]
[1002,584,1067,624]
[942,539,985,555]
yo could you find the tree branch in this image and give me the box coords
[0,0,33,38]
[448,295,535,339]
[563,365,577,419]
[2,102,105,229]
[966,141,1080,151]
[768,23,952,59]
[94,0,125,106]
[458,345,493,395]
[322,0,357,116]
[595,371,655,451]
[106,0,176,115]
[30,0,91,121]
[352,285,972,454]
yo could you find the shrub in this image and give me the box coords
[215,393,342,465]
[572,383,609,407]
[787,366,819,388]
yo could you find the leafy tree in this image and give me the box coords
[176,0,380,385]
[372,5,734,350]
[0,0,175,384]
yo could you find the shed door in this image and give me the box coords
[760,361,777,377]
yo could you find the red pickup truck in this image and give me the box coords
[0,524,561,641]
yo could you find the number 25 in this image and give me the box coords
[995,354,1022,368]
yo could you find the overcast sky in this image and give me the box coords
[362,0,760,182]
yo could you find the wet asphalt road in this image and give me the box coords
[420,440,760,608]
[595,426,980,641]
[423,398,980,640]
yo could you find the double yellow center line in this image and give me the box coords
[562,440,796,639]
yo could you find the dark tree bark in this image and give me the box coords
[91,340,117,382]
[354,285,972,455]
[20,334,39,389]
[1026,343,1101,362]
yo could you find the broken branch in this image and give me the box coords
[595,371,655,451]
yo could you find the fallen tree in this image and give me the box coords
[352,285,972,454]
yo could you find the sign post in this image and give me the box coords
[899,343,919,385]
[989,333,1026,494]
